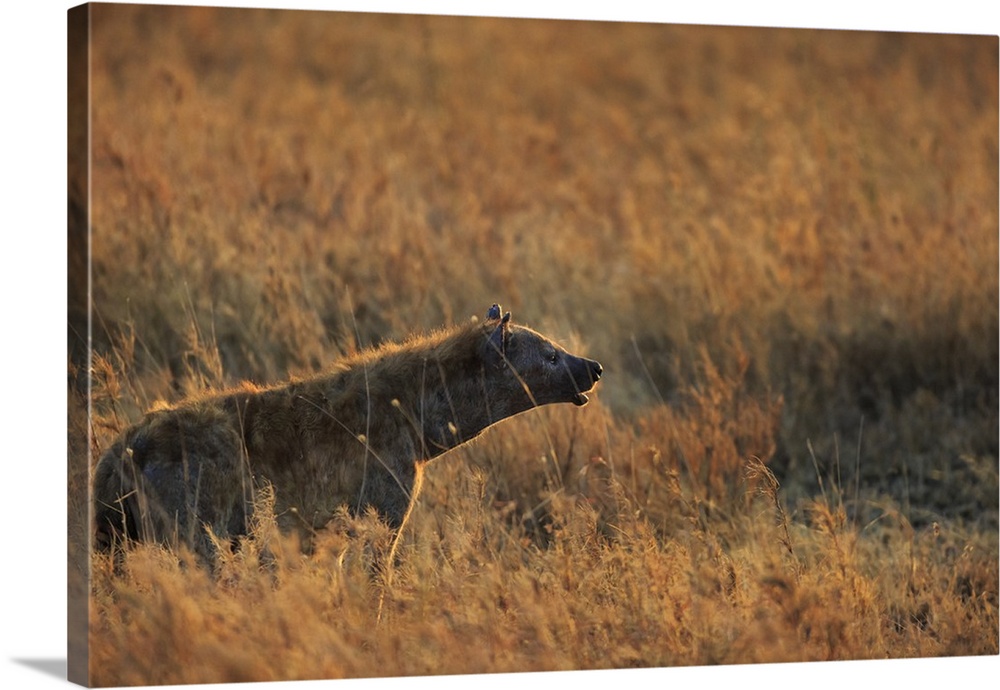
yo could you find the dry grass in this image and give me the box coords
[69,5,998,686]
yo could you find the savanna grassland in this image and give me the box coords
[68,5,999,686]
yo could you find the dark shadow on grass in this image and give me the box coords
[11,658,67,680]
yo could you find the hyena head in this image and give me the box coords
[479,304,603,415]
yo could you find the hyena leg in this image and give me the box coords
[94,441,144,553]
[151,452,251,567]
[357,465,419,573]
[362,465,423,623]
[104,420,252,569]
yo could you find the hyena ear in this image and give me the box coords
[486,303,502,320]
[485,309,512,368]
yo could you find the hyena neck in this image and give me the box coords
[415,379,495,460]
[367,323,524,461]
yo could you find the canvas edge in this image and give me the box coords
[68,2,92,687]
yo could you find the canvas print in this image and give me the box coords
[67,3,999,687]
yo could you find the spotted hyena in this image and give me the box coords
[93,304,603,566]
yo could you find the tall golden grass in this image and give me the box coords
[69,5,998,686]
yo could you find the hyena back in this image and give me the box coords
[93,304,603,563]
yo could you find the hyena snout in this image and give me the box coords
[567,356,603,406]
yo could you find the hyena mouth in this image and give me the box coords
[571,358,602,406]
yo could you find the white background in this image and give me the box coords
[1,1,997,689]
